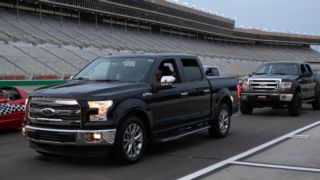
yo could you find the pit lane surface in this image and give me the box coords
[0,105,319,180]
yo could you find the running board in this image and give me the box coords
[303,98,315,103]
[156,126,211,143]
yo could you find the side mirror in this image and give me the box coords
[249,72,255,77]
[69,76,74,80]
[161,76,176,86]
[153,76,176,92]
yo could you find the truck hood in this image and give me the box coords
[32,81,145,100]
[251,74,298,80]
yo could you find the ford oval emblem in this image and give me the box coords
[41,108,56,116]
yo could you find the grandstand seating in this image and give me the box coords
[0,55,25,76]
[0,8,319,78]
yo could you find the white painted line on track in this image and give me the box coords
[178,120,320,180]
[232,161,320,173]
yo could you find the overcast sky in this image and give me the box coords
[182,0,320,35]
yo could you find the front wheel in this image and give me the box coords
[209,104,231,138]
[110,115,147,165]
[240,100,253,115]
[288,92,302,116]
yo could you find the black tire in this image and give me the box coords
[240,100,253,115]
[110,115,147,165]
[209,104,231,138]
[312,93,320,110]
[288,92,302,116]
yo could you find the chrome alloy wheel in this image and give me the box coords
[123,123,144,158]
[219,108,230,134]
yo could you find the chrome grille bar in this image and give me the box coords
[249,78,281,91]
[28,97,82,127]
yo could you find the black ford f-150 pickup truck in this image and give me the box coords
[241,61,320,116]
[23,53,240,164]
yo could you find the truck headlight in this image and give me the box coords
[280,82,292,91]
[88,100,113,121]
[242,81,249,92]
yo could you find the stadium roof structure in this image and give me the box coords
[1,0,320,46]
[147,0,236,25]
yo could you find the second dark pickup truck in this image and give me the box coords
[23,53,240,164]
[241,61,320,116]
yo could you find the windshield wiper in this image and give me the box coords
[255,73,267,75]
[72,77,90,80]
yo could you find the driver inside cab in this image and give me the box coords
[0,90,8,103]
[155,63,176,84]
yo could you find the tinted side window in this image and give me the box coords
[211,68,220,76]
[206,67,220,76]
[306,64,312,73]
[301,65,307,74]
[181,59,203,82]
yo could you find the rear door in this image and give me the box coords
[178,58,211,123]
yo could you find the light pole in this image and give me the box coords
[16,0,20,21]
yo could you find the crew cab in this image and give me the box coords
[23,53,239,164]
[241,61,320,116]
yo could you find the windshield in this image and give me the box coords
[255,63,299,75]
[73,57,154,82]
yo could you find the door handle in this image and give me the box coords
[180,92,189,96]
[203,89,210,94]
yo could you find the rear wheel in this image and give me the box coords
[288,92,302,116]
[240,100,253,115]
[312,92,320,110]
[110,115,147,165]
[209,104,231,138]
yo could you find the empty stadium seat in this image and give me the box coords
[0,7,320,78]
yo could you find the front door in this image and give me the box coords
[148,58,189,133]
[300,64,316,98]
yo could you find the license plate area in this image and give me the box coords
[256,95,269,100]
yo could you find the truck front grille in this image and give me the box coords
[249,80,280,91]
[27,97,82,128]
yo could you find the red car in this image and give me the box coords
[0,86,28,130]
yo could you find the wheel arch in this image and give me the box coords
[215,88,233,115]
[113,98,153,140]
[219,96,232,114]
[294,85,302,94]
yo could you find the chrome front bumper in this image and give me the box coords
[23,125,116,146]
[241,93,294,102]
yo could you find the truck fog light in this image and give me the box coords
[280,94,293,101]
[93,133,102,140]
[86,132,102,142]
